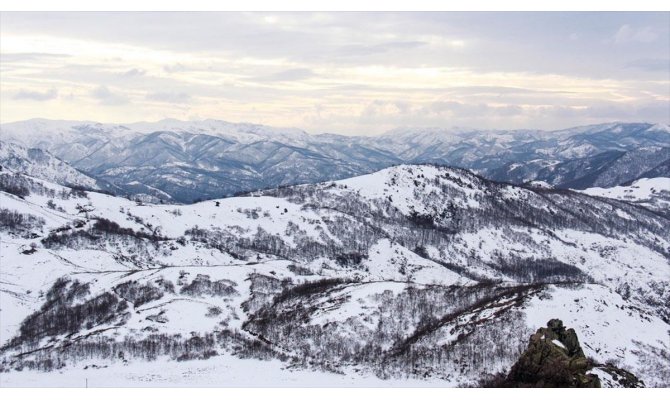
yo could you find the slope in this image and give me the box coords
[0,164,668,386]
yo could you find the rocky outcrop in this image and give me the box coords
[488,319,646,388]
[501,319,600,387]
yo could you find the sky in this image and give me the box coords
[0,12,668,135]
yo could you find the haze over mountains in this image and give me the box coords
[2,119,669,203]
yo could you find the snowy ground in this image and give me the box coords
[0,355,451,388]
[579,177,670,211]
[1,165,668,387]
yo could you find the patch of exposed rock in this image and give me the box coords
[488,319,644,388]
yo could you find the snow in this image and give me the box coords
[334,165,482,214]
[1,162,669,386]
[523,284,669,387]
[551,339,566,349]
[4,118,667,205]
[588,367,619,388]
[0,353,455,387]
[526,180,553,189]
[558,143,597,159]
[580,177,670,209]
[0,118,310,150]
[0,141,99,189]
[648,123,670,133]
[307,281,407,329]
[362,239,471,285]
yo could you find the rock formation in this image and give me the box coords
[490,319,645,388]
[501,319,600,387]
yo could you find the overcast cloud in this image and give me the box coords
[0,12,668,134]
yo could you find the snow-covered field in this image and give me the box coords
[1,354,435,388]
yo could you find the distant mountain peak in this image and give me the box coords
[649,123,670,133]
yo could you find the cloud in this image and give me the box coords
[146,91,191,103]
[13,88,58,101]
[90,85,128,105]
[1,53,71,63]
[614,25,658,43]
[625,58,670,72]
[1,13,668,131]
[342,97,669,134]
[578,102,670,120]
[355,100,526,127]
[335,41,427,57]
[163,63,187,73]
[122,68,146,77]
[257,68,317,82]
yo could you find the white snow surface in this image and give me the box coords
[580,177,670,208]
[524,284,669,387]
[0,141,98,189]
[0,354,450,388]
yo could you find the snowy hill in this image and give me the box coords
[1,164,668,386]
[2,119,668,203]
[580,177,670,215]
[0,140,100,190]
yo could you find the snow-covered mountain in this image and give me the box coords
[0,140,100,190]
[492,146,670,189]
[2,119,668,203]
[1,164,668,386]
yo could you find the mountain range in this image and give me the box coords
[1,159,668,386]
[1,118,669,386]
[2,119,668,203]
